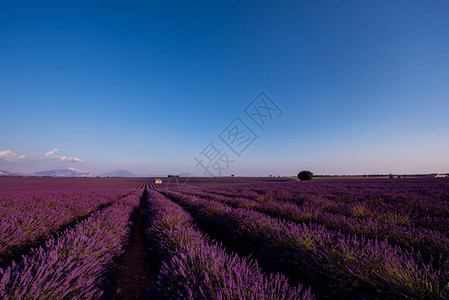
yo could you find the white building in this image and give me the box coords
[435,174,448,178]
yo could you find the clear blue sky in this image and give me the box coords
[1,0,448,176]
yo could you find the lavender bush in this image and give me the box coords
[0,189,129,258]
[176,187,449,263]
[161,190,449,298]
[146,189,313,300]
[0,194,140,298]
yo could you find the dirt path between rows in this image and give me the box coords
[113,190,153,299]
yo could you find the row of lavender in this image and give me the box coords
[198,178,449,229]
[175,179,449,249]
[0,189,130,261]
[1,183,314,299]
[174,185,449,264]
[0,193,140,298]
[160,189,449,298]
[144,189,313,299]
[3,176,446,298]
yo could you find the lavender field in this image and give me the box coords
[1,176,449,299]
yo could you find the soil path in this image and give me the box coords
[113,190,152,299]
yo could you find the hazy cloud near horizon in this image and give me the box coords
[48,156,83,162]
[41,149,83,162]
[0,150,26,162]
[44,148,59,157]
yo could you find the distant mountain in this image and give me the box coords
[33,168,91,177]
[0,170,21,176]
[102,169,137,177]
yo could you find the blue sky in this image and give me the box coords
[1,0,448,176]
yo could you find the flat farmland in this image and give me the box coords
[1,177,449,299]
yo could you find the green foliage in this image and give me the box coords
[298,170,313,181]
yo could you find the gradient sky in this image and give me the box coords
[1,0,448,176]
